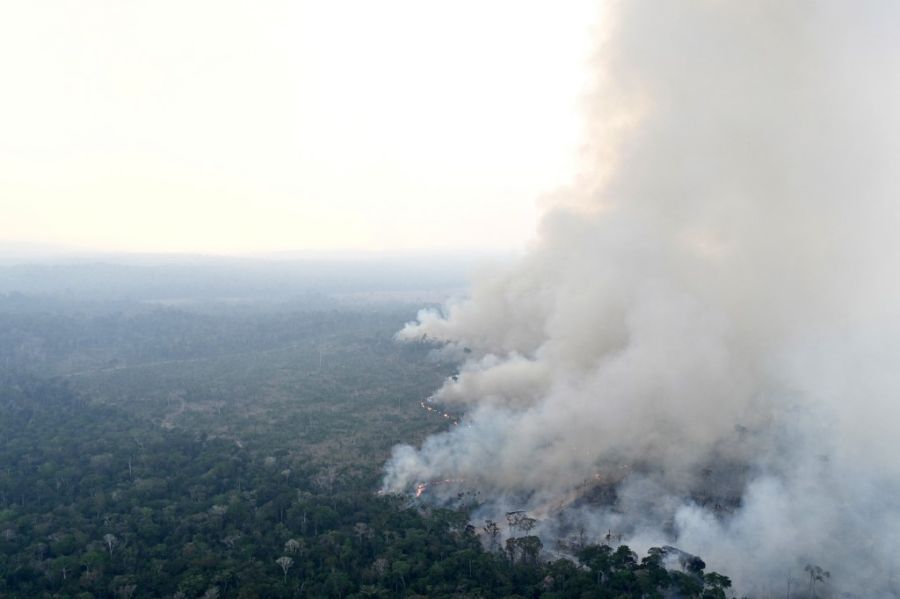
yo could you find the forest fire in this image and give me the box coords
[419,400,461,426]
[413,478,467,498]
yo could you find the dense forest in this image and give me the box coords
[0,289,735,598]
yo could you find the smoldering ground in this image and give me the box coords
[383,1,900,596]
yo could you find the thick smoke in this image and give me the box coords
[384,1,900,595]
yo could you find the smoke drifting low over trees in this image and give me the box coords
[384,1,900,595]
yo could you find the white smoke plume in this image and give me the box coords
[384,1,900,595]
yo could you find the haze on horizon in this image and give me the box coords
[0,1,596,257]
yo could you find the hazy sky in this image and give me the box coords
[0,1,596,255]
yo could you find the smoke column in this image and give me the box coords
[384,1,900,595]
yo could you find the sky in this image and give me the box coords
[0,1,596,256]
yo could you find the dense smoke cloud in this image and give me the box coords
[384,1,900,595]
